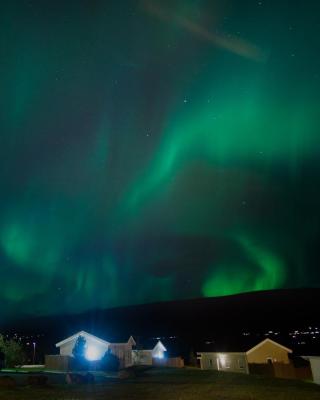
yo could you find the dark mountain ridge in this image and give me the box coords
[2,288,319,346]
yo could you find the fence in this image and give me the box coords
[45,355,75,371]
[153,357,184,368]
[249,362,312,380]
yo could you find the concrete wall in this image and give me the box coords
[247,342,290,364]
[197,352,249,374]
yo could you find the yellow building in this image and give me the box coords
[246,338,292,364]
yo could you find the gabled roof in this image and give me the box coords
[196,337,293,354]
[128,335,136,346]
[152,340,167,352]
[246,338,292,355]
[56,330,110,348]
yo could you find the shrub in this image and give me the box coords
[100,349,120,372]
[0,334,26,368]
[72,336,88,370]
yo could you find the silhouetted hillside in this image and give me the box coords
[2,288,319,355]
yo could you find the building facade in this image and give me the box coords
[55,330,135,369]
[132,340,167,365]
[197,339,292,374]
[197,352,249,374]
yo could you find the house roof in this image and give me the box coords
[246,338,293,355]
[152,340,167,352]
[133,336,181,355]
[56,330,110,348]
[56,330,135,348]
[110,335,136,346]
[197,338,292,354]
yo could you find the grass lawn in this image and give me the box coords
[1,368,46,373]
[1,367,320,400]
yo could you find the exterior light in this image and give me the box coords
[85,346,100,361]
[154,351,164,359]
[219,354,226,367]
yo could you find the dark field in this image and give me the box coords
[1,368,320,400]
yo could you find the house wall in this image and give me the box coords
[60,338,78,356]
[132,350,153,365]
[109,343,133,368]
[59,336,109,360]
[246,342,290,364]
[152,346,165,359]
[309,358,320,385]
[197,352,249,374]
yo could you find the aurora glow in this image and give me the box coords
[0,0,320,320]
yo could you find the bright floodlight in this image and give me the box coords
[154,350,164,359]
[85,345,100,361]
[219,354,226,367]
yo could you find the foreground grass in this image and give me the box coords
[1,367,320,400]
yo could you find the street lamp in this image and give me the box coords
[32,342,36,364]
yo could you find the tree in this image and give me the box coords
[72,335,86,360]
[0,334,26,368]
[188,348,198,367]
[72,335,87,370]
[100,349,120,372]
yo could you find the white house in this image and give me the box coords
[55,330,136,368]
[132,340,167,365]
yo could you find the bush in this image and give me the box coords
[72,336,88,370]
[100,349,120,372]
[0,334,26,368]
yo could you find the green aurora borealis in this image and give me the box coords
[1,0,320,320]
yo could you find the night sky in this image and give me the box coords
[1,0,320,321]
